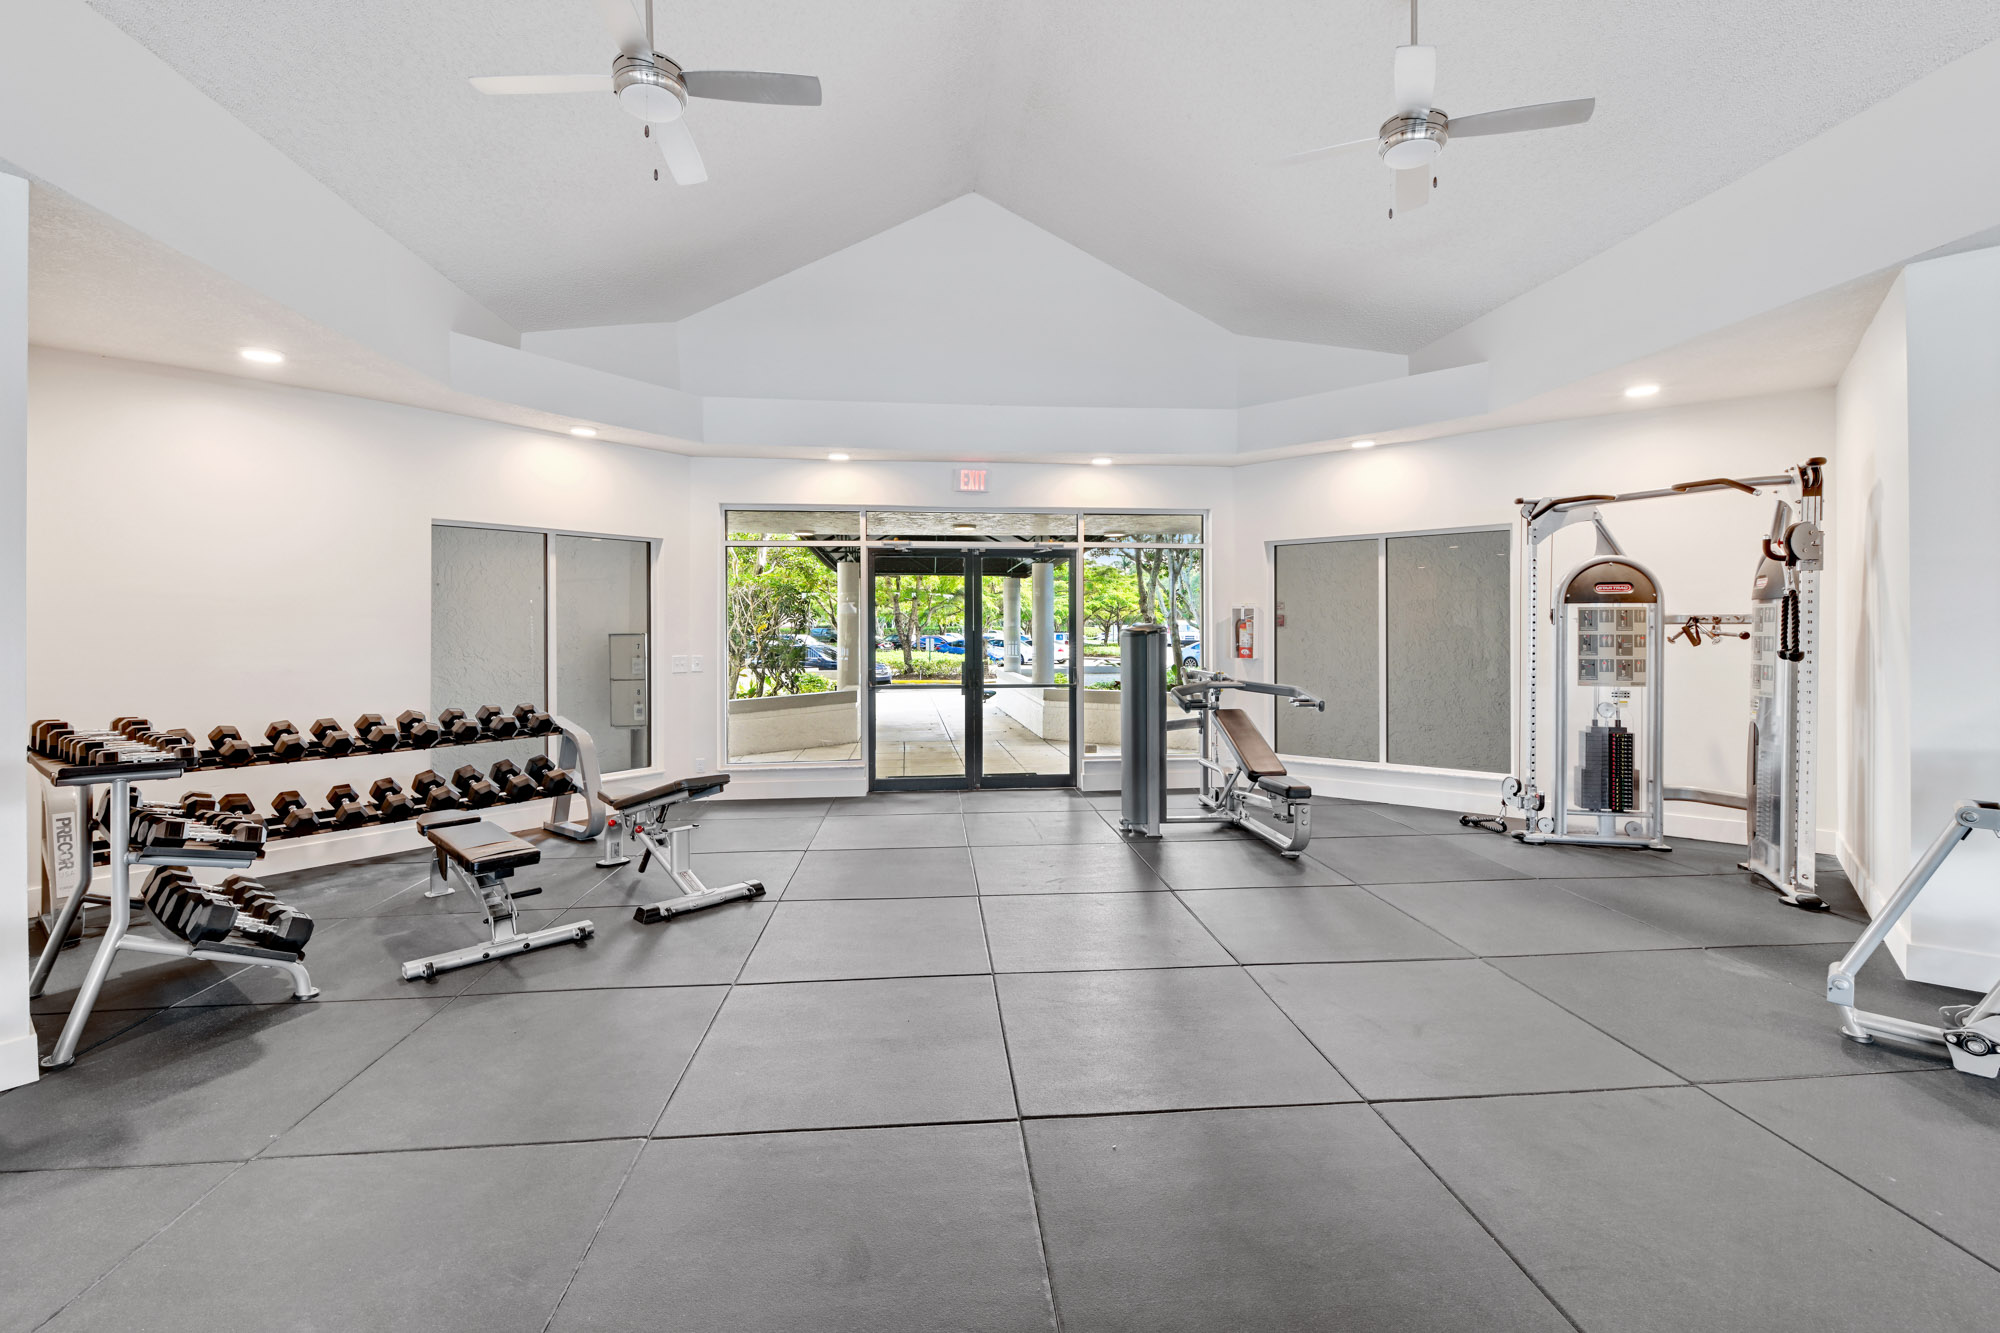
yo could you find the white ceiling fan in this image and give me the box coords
[1282,0,1594,218]
[469,0,821,185]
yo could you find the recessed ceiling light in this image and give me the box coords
[827,452,850,462]
[238,347,284,365]
[1624,383,1661,398]
[951,522,978,531]
[1090,457,1113,466]
[1102,532,1128,540]
[1350,439,1377,449]
[568,426,597,437]
[792,530,814,538]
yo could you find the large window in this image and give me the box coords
[723,510,1204,766]
[1273,527,1509,773]
[431,523,653,776]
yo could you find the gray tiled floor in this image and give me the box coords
[11,791,1999,1332]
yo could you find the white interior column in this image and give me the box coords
[1031,561,1055,686]
[1003,576,1022,674]
[835,557,861,689]
[0,171,35,1090]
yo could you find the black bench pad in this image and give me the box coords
[1257,775,1312,801]
[422,819,540,876]
[597,772,731,811]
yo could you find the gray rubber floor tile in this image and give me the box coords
[1384,1086,2000,1332]
[981,892,1234,972]
[0,998,444,1168]
[465,902,773,992]
[175,912,503,1003]
[1305,834,1529,886]
[809,813,970,850]
[1718,941,1980,1025]
[550,1125,1055,1333]
[29,922,246,1015]
[1454,836,1705,879]
[1306,802,1430,838]
[998,967,1356,1115]
[783,845,979,898]
[1253,959,1681,1099]
[271,987,723,1154]
[1711,1070,2000,1266]
[960,788,1099,812]
[572,850,801,906]
[827,791,963,815]
[1026,1105,1569,1333]
[260,852,479,918]
[1494,949,1944,1082]
[972,842,1168,894]
[657,975,1016,1136]
[1128,839,1354,890]
[1176,884,1468,964]
[1367,879,1695,955]
[739,897,991,983]
[696,797,834,820]
[44,1142,635,1333]
[1556,874,1866,947]
[0,1162,234,1333]
[1373,803,1492,835]
[690,815,823,853]
[965,809,1123,846]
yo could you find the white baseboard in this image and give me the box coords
[0,1028,39,1091]
[720,765,870,800]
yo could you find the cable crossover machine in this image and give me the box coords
[1466,457,1828,909]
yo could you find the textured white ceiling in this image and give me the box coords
[82,1,2000,350]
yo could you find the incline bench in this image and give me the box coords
[401,811,595,981]
[595,772,768,924]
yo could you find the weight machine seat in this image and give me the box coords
[1215,708,1287,780]
[420,818,540,877]
[1257,775,1313,801]
[595,772,731,812]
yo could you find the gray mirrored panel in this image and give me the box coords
[1385,530,1510,772]
[1273,539,1379,761]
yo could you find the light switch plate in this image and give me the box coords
[671,654,689,674]
[690,655,703,672]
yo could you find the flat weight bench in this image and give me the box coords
[401,811,595,981]
[595,773,767,924]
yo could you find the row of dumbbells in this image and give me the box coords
[271,756,579,836]
[129,791,268,857]
[203,705,555,767]
[141,868,314,956]
[30,717,198,770]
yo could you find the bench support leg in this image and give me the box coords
[632,820,766,925]
[401,863,594,982]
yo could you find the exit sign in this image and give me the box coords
[957,467,988,492]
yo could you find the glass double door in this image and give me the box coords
[867,550,1077,789]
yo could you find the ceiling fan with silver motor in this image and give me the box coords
[469,0,821,185]
[1283,0,1594,217]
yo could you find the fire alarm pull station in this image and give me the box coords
[1231,606,1256,659]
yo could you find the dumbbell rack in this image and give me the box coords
[185,714,608,845]
[26,752,319,1071]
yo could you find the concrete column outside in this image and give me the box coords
[1031,561,1055,686]
[835,557,862,689]
[0,172,34,1090]
[1003,576,1022,674]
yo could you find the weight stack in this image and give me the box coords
[1579,720,1635,813]
[1119,624,1168,837]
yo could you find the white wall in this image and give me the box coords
[24,350,694,886]
[2,174,35,1090]
[1225,391,1839,841]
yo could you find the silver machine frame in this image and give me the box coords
[402,813,595,981]
[542,715,609,842]
[594,785,767,924]
[29,764,318,1069]
[1829,800,2000,1076]
[1118,623,1326,857]
[1486,458,1827,907]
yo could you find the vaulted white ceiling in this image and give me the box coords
[76,1,2000,350]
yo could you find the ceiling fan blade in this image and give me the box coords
[592,0,652,55]
[1393,164,1431,216]
[1393,44,1436,112]
[1447,97,1595,139]
[683,70,822,106]
[656,117,708,184]
[469,74,614,95]
[1278,135,1376,166]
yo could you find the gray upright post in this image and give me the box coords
[1003,576,1022,674]
[1120,624,1167,837]
[1032,562,1056,686]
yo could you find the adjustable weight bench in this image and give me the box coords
[595,772,768,924]
[401,811,595,981]
[1166,671,1324,856]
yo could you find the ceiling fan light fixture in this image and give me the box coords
[614,55,687,122]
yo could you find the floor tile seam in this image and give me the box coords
[140,1134,661,1165]
[1339,880,1512,959]
[726,960,1276,988]
[1685,1079,2000,1279]
[30,1155,260,1331]
[1365,1101,1588,1333]
[648,1115,1023,1142]
[1010,1120,1069,1333]
[1462,954,1708,1087]
[1514,878,1714,949]
[1235,960,1367,1099]
[538,1136,655,1333]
